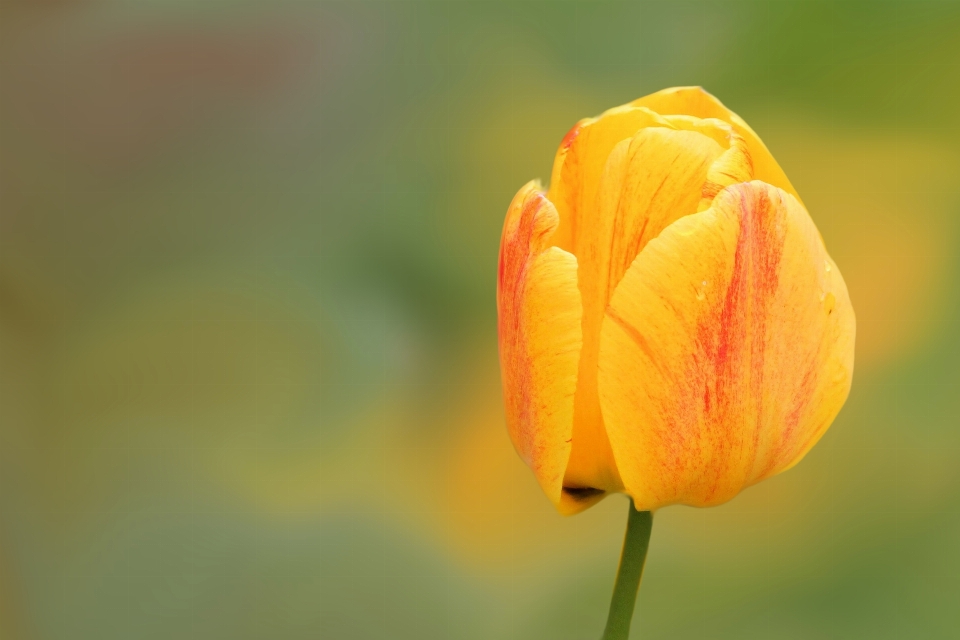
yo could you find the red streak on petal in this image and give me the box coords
[497,189,552,467]
[561,122,582,150]
[696,185,787,497]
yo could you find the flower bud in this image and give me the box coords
[497,87,855,514]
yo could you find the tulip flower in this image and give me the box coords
[496,87,854,639]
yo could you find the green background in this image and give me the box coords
[1,1,958,638]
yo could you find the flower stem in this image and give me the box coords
[600,500,653,640]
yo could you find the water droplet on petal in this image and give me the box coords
[824,260,832,273]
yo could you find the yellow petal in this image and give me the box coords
[547,106,668,254]
[561,126,731,510]
[498,182,583,506]
[588,126,728,304]
[598,181,854,511]
[632,87,800,204]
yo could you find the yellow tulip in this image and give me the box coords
[497,86,855,516]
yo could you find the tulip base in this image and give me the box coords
[601,500,653,640]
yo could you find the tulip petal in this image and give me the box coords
[551,116,758,513]
[547,106,668,254]
[589,126,725,303]
[560,127,727,507]
[498,182,583,506]
[598,181,854,511]
[633,87,800,203]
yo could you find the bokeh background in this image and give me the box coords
[1,1,959,638]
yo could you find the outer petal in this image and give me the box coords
[497,182,583,507]
[598,181,854,511]
[632,87,801,204]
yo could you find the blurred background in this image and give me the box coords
[1,1,958,638]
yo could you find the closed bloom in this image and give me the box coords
[497,87,855,515]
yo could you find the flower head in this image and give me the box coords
[497,87,855,514]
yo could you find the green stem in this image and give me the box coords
[600,500,653,640]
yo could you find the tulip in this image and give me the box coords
[498,85,854,514]
[497,87,855,638]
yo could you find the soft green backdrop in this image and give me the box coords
[1,1,958,638]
